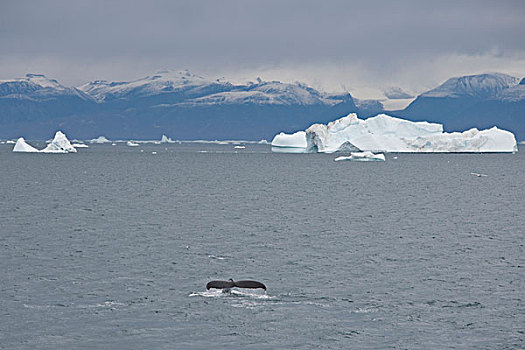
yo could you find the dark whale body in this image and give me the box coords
[206,278,266,291]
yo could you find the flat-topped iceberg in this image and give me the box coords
[271,113,517,153]
[12,131,77,153]
[13,138,39,152]
[271,131,308,153]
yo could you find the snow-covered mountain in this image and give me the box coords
[77,70,229,102]
[1,71,523,140]
[420,73,520,99]
[0,70,357,140]
[77,70,351,107]
[395,73,525,140]
[0,73,92,101]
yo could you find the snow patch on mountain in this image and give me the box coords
[383,87,413,99]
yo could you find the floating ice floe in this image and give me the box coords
[13,131,77,153]
[271,113,517,153]
[234,145,245,149]
[89,135,111,144]
[334,151,386,162]
[126,141,139,147]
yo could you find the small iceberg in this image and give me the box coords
[234,145,245,149]
[13,138,39,153]
[271,131,308,153]
[470,172,488,177]
[72,143,89,148]
[334,151,386,162]
[89,136,111,144]
[160,134,176,143]
[42,131,77,153]
[126,141,139,147]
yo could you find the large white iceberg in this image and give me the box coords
[42,131,77,153]
[271,113,517,153]
[13,138,39,153]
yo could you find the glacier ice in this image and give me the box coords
[12,131,77,153]
[13,138,39,153]
[271,113,517,153]
[42,131,77,153]
[334,151,386,162]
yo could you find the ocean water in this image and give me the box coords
[1,143,523,349]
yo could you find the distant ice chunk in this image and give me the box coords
[273,113,517,153]
[271,131,307,153]
[160,134,176,143]
[41,131,77,153]
[126,141,139,147]
[89,136,111,144]
[334,151,385,162]
[72,143,89,148]
[13,138,39,153]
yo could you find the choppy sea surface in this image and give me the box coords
[1,142,524,349]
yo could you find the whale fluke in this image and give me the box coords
[206,279,235,290]
[234,280,267,290]
[206,279,266,291]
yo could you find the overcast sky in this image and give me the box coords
[1,0,524,98]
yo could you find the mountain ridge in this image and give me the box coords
[0,71,523,140]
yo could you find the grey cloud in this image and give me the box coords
[0,0,524,91]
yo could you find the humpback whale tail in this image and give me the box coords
[206,278,266,291]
